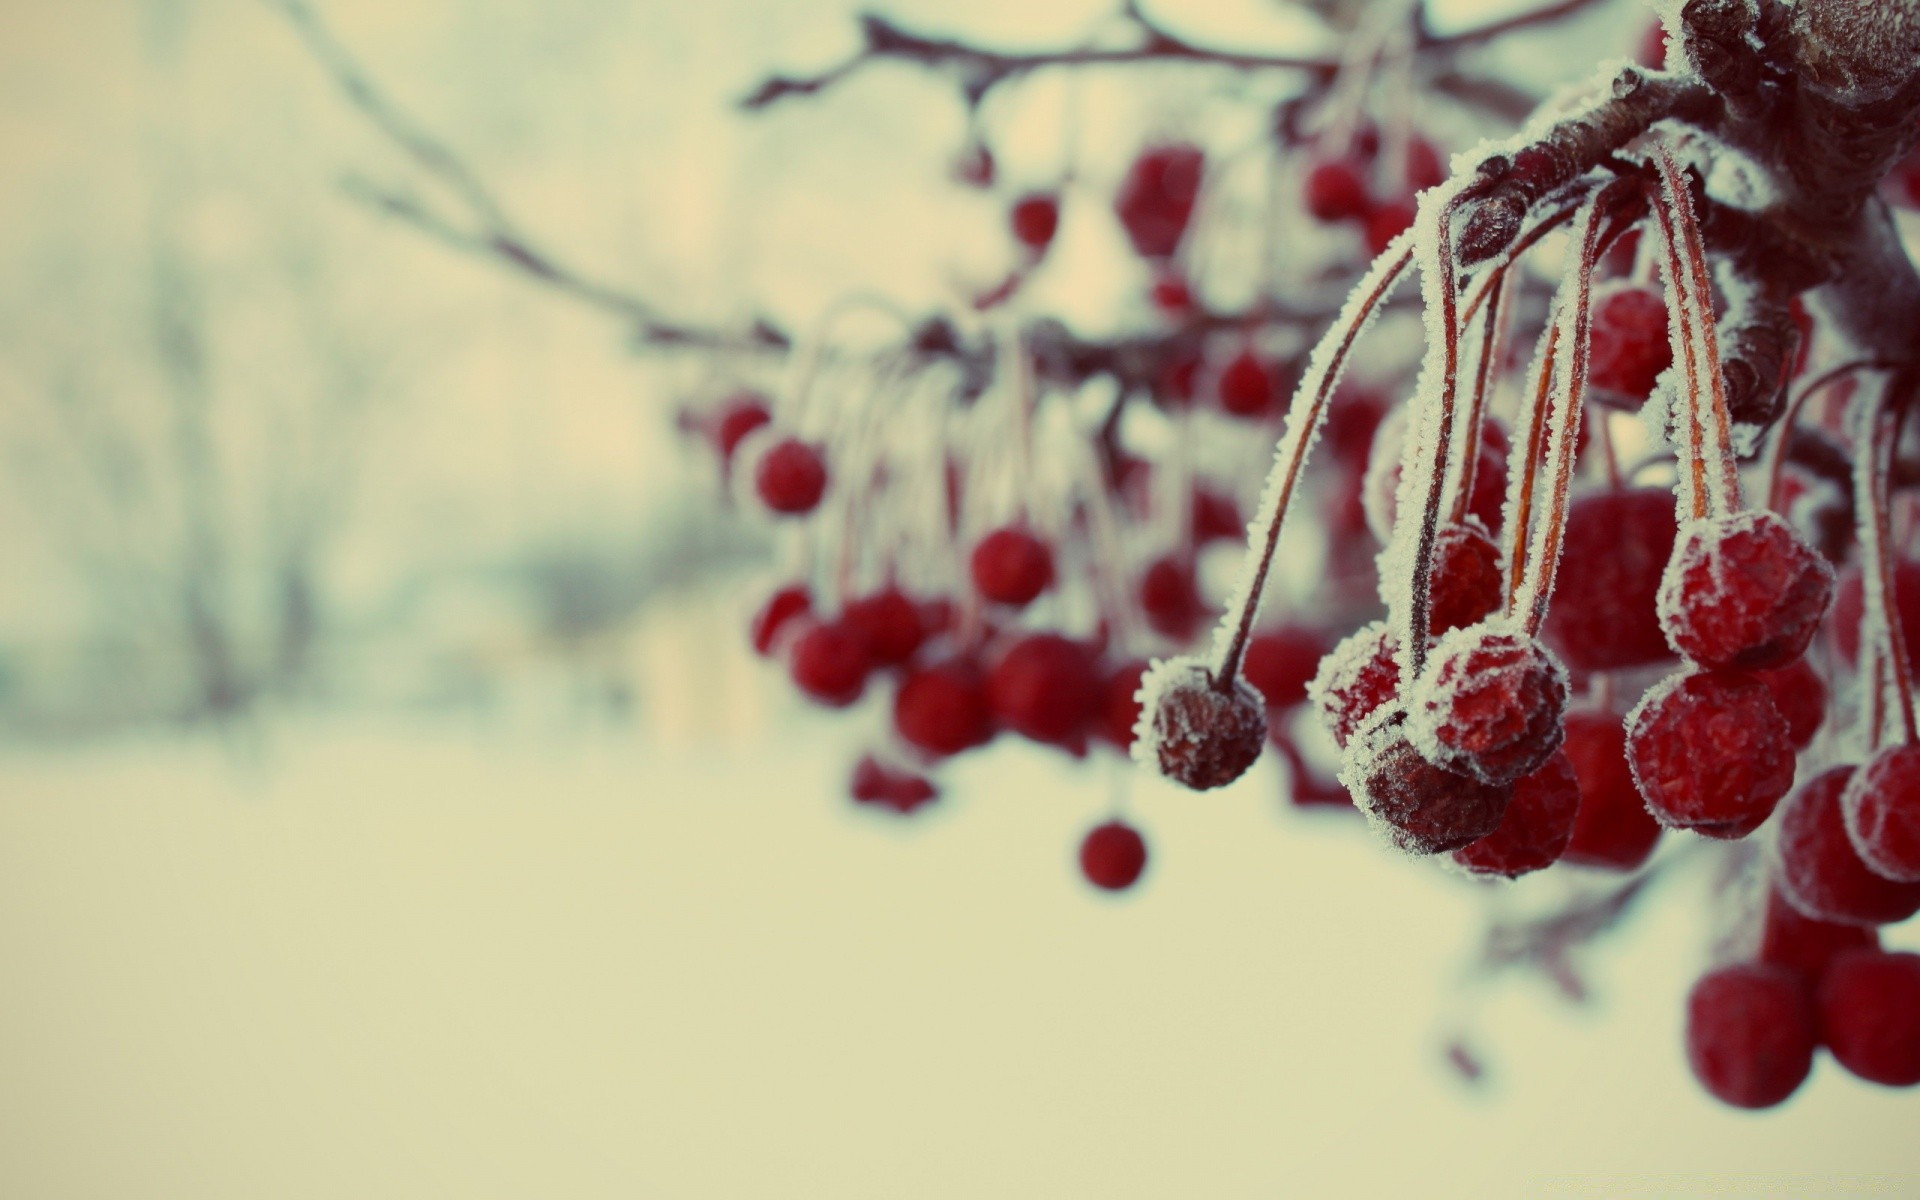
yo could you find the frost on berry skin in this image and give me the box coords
[1407,622,1567,788]
[789,622,871,708]
[1657,510,1835,672]
[1114,143,1204,260]
[1587,283,1673,402]
[850,755,939,815]
[1626,670,1795,839]
[1094,660,1148,752]
[1308,621,1402,750]
[1139,555,1206,641]
[1818,949,1920,1088]
[1009,191,1060,252]
[1758,887,1878,984]
[754,437,829,515]
[842,588,928,667]
[1216,349,1278,419]
[750,585,812,657]
[1775,766,1920,928]
[1451,750,1580,878]
[987,634,1101,751]
[1241,626,1327,710]
[969,526,1054,608]
[1560,712,1663,871]
[893,659,992,759]
[1842,745,1920,885]
[1759,658,1827,751]
[1543,488,1678,672]
[1417,521,1504,637]
[1685,963,1817,1111]
[1132,657,1266,792]
[1079,820,1149,892]
[1339,706,1511,856]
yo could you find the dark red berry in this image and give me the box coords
[1363,199,1417,255]
[1451,750,1580,877]
[1304,159,1371,222]
[1094,660,1148,752]
[1544,488,1678,671]
[714,393,771,465]
[970,527,1054,608]
[1685,963,1816,1110]
[1425,521,1504,637]
[1341,708,1512,855]
[842,588,927,666]
[755,437,829,515]
[1409,624,1567,787]
[1149,271,1194,316]
[1216,349,1277,419]
[1760,657,1827,750]
[1406,136,1447,191]
[1191,486,1244,545]
[1009,191,1060,251]
[1139,556,1206,641]
[1588,283,1673,400]
[1758,886,1878,983]
[1658,510,1834,671]
[1114,143,1205,260]
[1242,625,1327,710]
[1626,670,1794,838]
[789,622,871,707]
[1775,766,1920,927]
[1080,820,1149,891]
[850,755,939,815]
[1818,949,1920,1087]
[1560,712,1663,871]
[1842,744,1920,883]
[750,585,812,657]
[1310,621,1401,749]
[987,634,1100,750]
[893,659,992,758]
[1135,659,1266,791]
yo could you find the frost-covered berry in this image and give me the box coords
[1009,191,1060,252]
[1094,659,1148,752]
[750,585,812,657]
[1242,625,1327,710]
[1544,488,1678,672]
[1588,283,1673,401]
[1775,766,1920,927]
[1559,711,1662,871]
[1657,510,1834,671]
[842,588,928,667]
[1760,658,1827,750]
[1309,621,1402,749]
[1303,158,1371,222]
[754,437,829,515]
[1216,349,1278,419]
[988,633,1100,751]
[1685,963,1817,1110]
[1423,521,1504,637]
[1080,820,1149,891]
[893,659,992,758]
[1842,745,1920,884]
[1408,623,1566,787]
[1451,750,1579,878]
[1114,143,1205,260]
[1340,707,1511,855]
[970,526,1054,608]
[850,755,939,815]
[1626,670,1794,839]
[790,622,871,708]
[1133,657,1266,791]
[1818,949,1920,1087]
[1139,555,1205,641]
[1758,886,1878,983]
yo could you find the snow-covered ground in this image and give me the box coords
[1,718,1914,1198]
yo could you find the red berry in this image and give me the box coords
[1760,657,1827,750]
[970,526,1054,608]
[1149,271,1194,316]
[714,393,771,465]
[1362,411,1507,543]
[1451,750,1580,877]
[1842,743,1920,883]
[850,755,939,815]
[1139,556,1206,641]
[754,437,829,515]
[1304,159,1371,222]
[1424,521,1505,637]
[1242,626,1328,710]
[1114,143,1205,260]
[1757,886,1878,983]
[750,585,812,657]
[1310,621,1402,749]
[1341,708,1511,855]
[1363,199,1417,255]
[1775,766,1920,926]
[1094,660,1148,752]
[1135,659,1266,791]
[1080,820,1149,891]
[1588,283,1673,400]
[1818,949,1920,1087]
[1406,136,1447,191]
[987,634,1100,750]
[1544,488,1679,671]
[1009,191,1060,251]
[1626,669,1794,838]
[1216,349,1278,419]
[1409,624,1567,787]
[893,660,992,758]
[1658,510,1834,671]
[1685,963,1816,1110]
[789,622,871,707]
[1191,486,1244,545]
[842,588,927,667]
[1560,712,1663,871]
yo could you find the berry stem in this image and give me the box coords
[1451,266,1508,526]
[1503,322,1560,610]
[1651,149,1741,519]
[1763,359,1886,515]
[1853,377,1918,746]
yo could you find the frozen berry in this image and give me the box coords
[1310,621,1402,749]
[1115,143,1205,260]
[750,585,812,657]
[1134,657,1266,791]
[1626,670,1794,838]
[1758,886,1878,983]
[1818,949,1920,1087]
[850,755,939,815]
[1588,283,1672,401]
[1304,159,1371,222]
[1544,488,1678,671]
[1243,626,1327,710]
[970,527,1054,608]
[1341,707,1512,855]
[1451,750,1580,877]
[1776,766,1920,927]
[1010,191,1060,251]
[1423,521,1504,637]
[1560,712,1663,871]
[1094,660,1148,752]
[1760,657,1827,750]
[893,659,992,758]
[1408,623,1567,787]
[1080,820,1149,891]
[1658,509,1834,671]
[1140,556,1206,641]
[790,622,871,707]
[1842,744,1920,883]
[1216,349,1277,419]
[988,634,1100,750]
[754,437,829,515]
[842,588,927,666]
[1685,963,1816,1110]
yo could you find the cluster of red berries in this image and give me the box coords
[1303,130,1445,256]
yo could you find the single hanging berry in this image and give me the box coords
[1544,488,1679,671]
[750,585,812,657]
[1419,521,1504,637]
[1139,555,1206,641]
[1216,349,1278,419]
[1242,626,1328,710]
[1684,963,1817,1110]
[1303,158,1371,223]
[1133,658,1266,791]
[1407,623,1567,787]
[893,659,993,758]
[1657,509,1835,671]
[1340,707,1511,856]
[755,437,829,515]
[1842,744,1920,883]
[841,587,928,667]
[969,526,1054,608]
[1625,669,1795,839]
[789,621,872,708]
[1587,283,1673,401]
[1009,191,1060,253]
[1818,949,1920,1088]
[987,634,1101,751]
[1114,143,1205,260]
[1450,750,1580,877]
[1774,766,1920,927]
[1559,711,1664,871]
[1079,820,1149,891]
[849,755,939,815]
